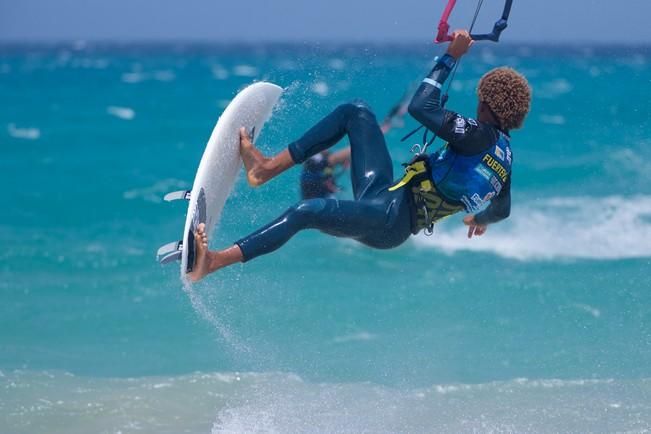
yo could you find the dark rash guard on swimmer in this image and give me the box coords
[408,54,512,225]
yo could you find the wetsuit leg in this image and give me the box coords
[234,102,413,263]
[236,197,396,262]
[288,102,394,199]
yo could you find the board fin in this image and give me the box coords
[164,190,191,202]
[157,240,182,264]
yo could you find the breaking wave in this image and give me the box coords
[414,195,651,261]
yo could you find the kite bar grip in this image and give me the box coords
[434,0,512,44]
[435,19,508,44]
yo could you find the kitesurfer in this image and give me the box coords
[188,30,531,282]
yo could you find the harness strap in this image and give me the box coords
[390,159,463,234]
[388,160,428,192]
[411,182,463,234]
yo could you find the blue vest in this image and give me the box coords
[427,133,512,213]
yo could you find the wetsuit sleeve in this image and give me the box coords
[408,55,496,156]
[408,54,456,135]
[474,177,511,225]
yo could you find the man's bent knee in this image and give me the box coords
[338,100,376,120]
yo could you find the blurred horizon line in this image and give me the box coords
[1,38,650,51]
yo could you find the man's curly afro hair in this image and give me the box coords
[477,67,531,131]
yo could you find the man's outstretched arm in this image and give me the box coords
[408,30,474,142]
[407,53,456,136]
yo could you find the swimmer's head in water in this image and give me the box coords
[478,67,531,131]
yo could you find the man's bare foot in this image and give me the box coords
[239,127,271,187]
[187,223,212,282]
[186,225,246,282]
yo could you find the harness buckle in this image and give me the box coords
[420,195,435,237]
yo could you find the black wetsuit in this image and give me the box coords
[235,55,511,262]
[236,101,413,261]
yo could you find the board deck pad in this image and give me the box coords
[185,187,206,273]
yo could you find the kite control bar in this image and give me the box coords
[400,0,514,155]
[435,0,513,43]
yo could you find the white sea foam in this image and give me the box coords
[209,375,650,434]
[106,106,135,120]
[311,80,329,97]
[414,195,651,261]
[539,114,566,125]
[211,65,229,80]
[121,72,143,83]
[571,303,601,318]
[233,65,258,77]
[332,331,377,343]
[121,72,146,83]
[620,54,648,68]
[609,147,651,182]
[328,58,346,70]
[538,78,573,99]
[122,178,188,203]
[153,70,175,82]
[71,58,109,70]
[4,370,647,434]
[121,67,175,83]
[7,123,40,140]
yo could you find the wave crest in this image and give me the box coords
[414,195,651,261]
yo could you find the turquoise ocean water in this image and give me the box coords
[2,42,651,433]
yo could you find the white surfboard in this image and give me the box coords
[157,81,283,278]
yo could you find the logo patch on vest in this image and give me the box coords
[462,192,495,212]
[474,164,492,180]
[490,176,503,194]
[454,116,466,134]
[494,145,505,161]
[482,154,508,183]
[506,147,512,164]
